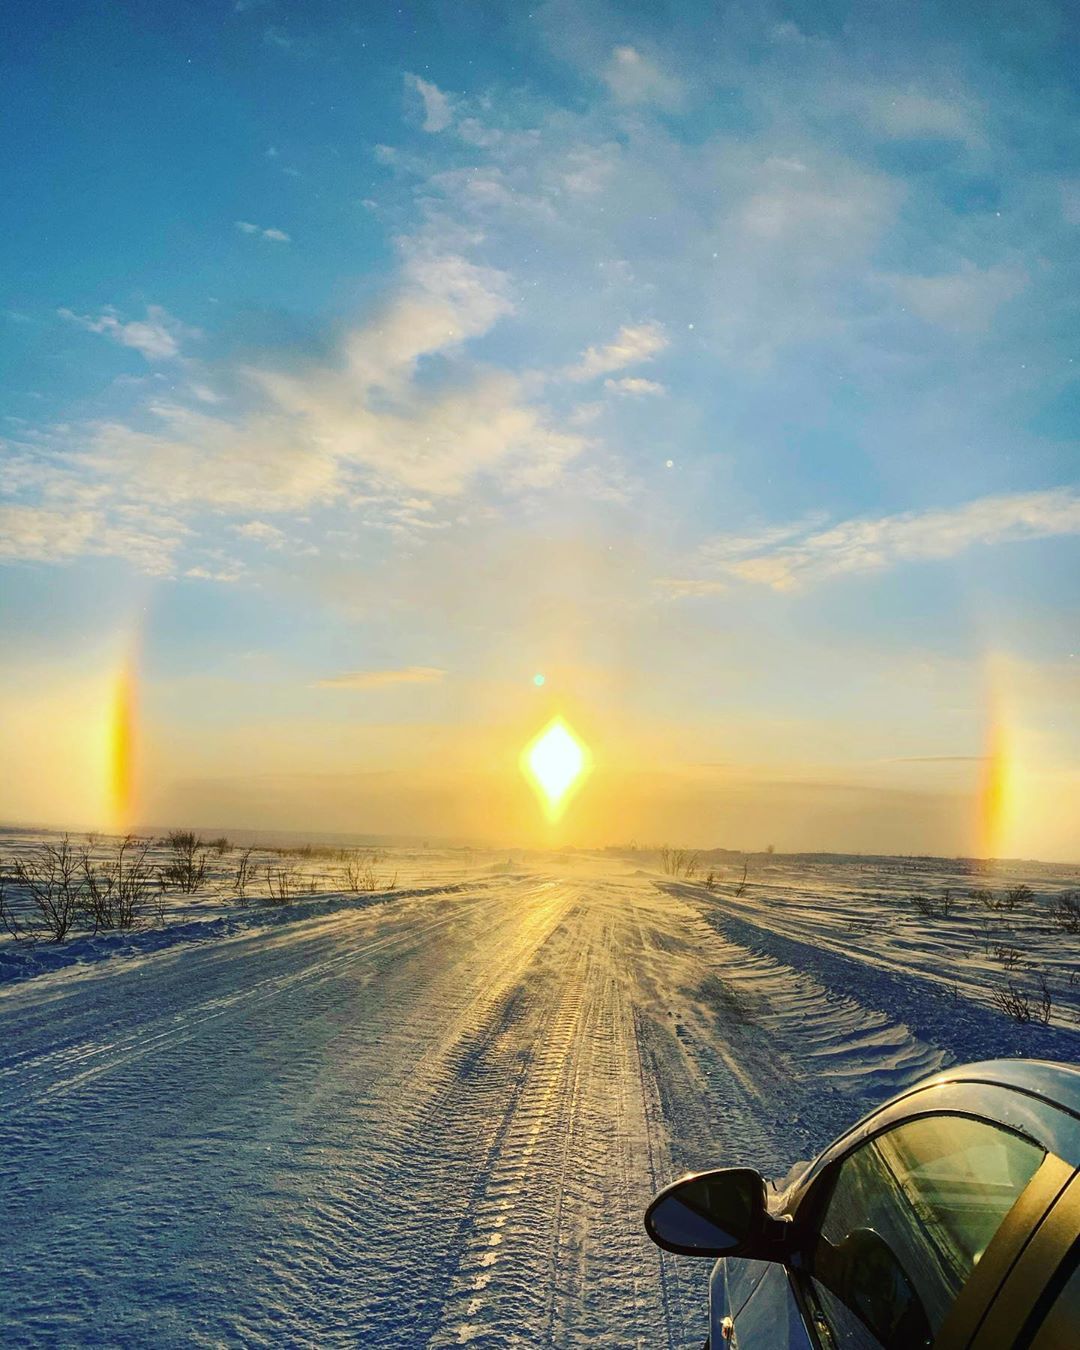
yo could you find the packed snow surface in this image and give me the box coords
[1,840,1077,1347]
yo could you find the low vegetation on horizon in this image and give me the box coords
[0,829,399,944]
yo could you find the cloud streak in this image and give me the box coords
[566,322,668,382]
[602,46,684,109]
[406,74,453,132]
[236,220,291,242]
[669,489,1080,592]
[314,666,446,690]
[58,304,196,361]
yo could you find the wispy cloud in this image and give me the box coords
[883,261,1027,333]
[0,501,185,574]
[58,304,196,361]
[233,520,287,549]
[668,489,1080,593]
[871,88,981,145]
[603,376,666,396]
[314,666,446,690]
[235,220,291,243]
[602,46,684,110]
[889,755,988,763]
[405,73,453,132]
[185,562,245,583]
[566,322,668,382]
[2,243,589,576]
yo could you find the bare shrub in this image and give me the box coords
[13,837,84,942]
[1049,893,1080,935]
[207,836,231,856]
[973,884,1033,915]
[81,837,154,930]
[1036,973,1053,1026]
[0,858,24,940]
[992,944,1024,972]
[161,831,208,893]
[912,889,955,920]
[658,847,700,879]
[992,976,1053,1026]
[265,865,299,903]
[343,853,396,893]
[703,869,717,892]
[232,848,255,905]
[992,984,1032,1023]
[343,857,376,891]
[734,859,749,898]
[1003,884,1033,912]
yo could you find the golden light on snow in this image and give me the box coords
[521,717,591,822]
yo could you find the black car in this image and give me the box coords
[645,1059,1080,1348]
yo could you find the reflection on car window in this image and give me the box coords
[809,1114,1045,1348]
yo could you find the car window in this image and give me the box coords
[808,1114,1045,1348]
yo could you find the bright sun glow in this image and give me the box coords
[521,717,590,822]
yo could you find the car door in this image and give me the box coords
[786,1111,1065,1349]
[715,1259,815,1348]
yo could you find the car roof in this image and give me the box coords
[780,1059,1080,1210]
[916,1059,1080,1119]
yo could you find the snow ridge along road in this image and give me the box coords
[2,864,1075,1347]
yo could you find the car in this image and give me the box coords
[644,1058,1080,1349]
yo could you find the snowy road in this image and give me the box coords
[0,864,1055,1347]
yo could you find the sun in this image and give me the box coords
[521,717,591,822]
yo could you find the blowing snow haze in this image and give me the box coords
[1,0,1078,859]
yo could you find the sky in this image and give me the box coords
[1,0,1078,857]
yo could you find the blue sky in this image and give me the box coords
[1,0,1077,855]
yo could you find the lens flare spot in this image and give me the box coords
[521,717,590,821]
[533,673,545,687]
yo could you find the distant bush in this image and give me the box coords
[972,884,1034,914]
[910,889,953,920]
[82,836,154,930]
[13,837,83,942]
[232,848,255,905]
[265,865,299,903]
[992,975,1052,1026]
[1050,892,1080,936]
[0,857,23,940]
[207,836,231,856]
[659,847,700,879]
[161,831,208,893]
[342,853,397,893]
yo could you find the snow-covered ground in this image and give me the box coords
[1,836,1077,1347]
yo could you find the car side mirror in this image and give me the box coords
[644,1167,780,1259]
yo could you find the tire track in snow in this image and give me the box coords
[0,866,960,1348]
[0,879,576,1346]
